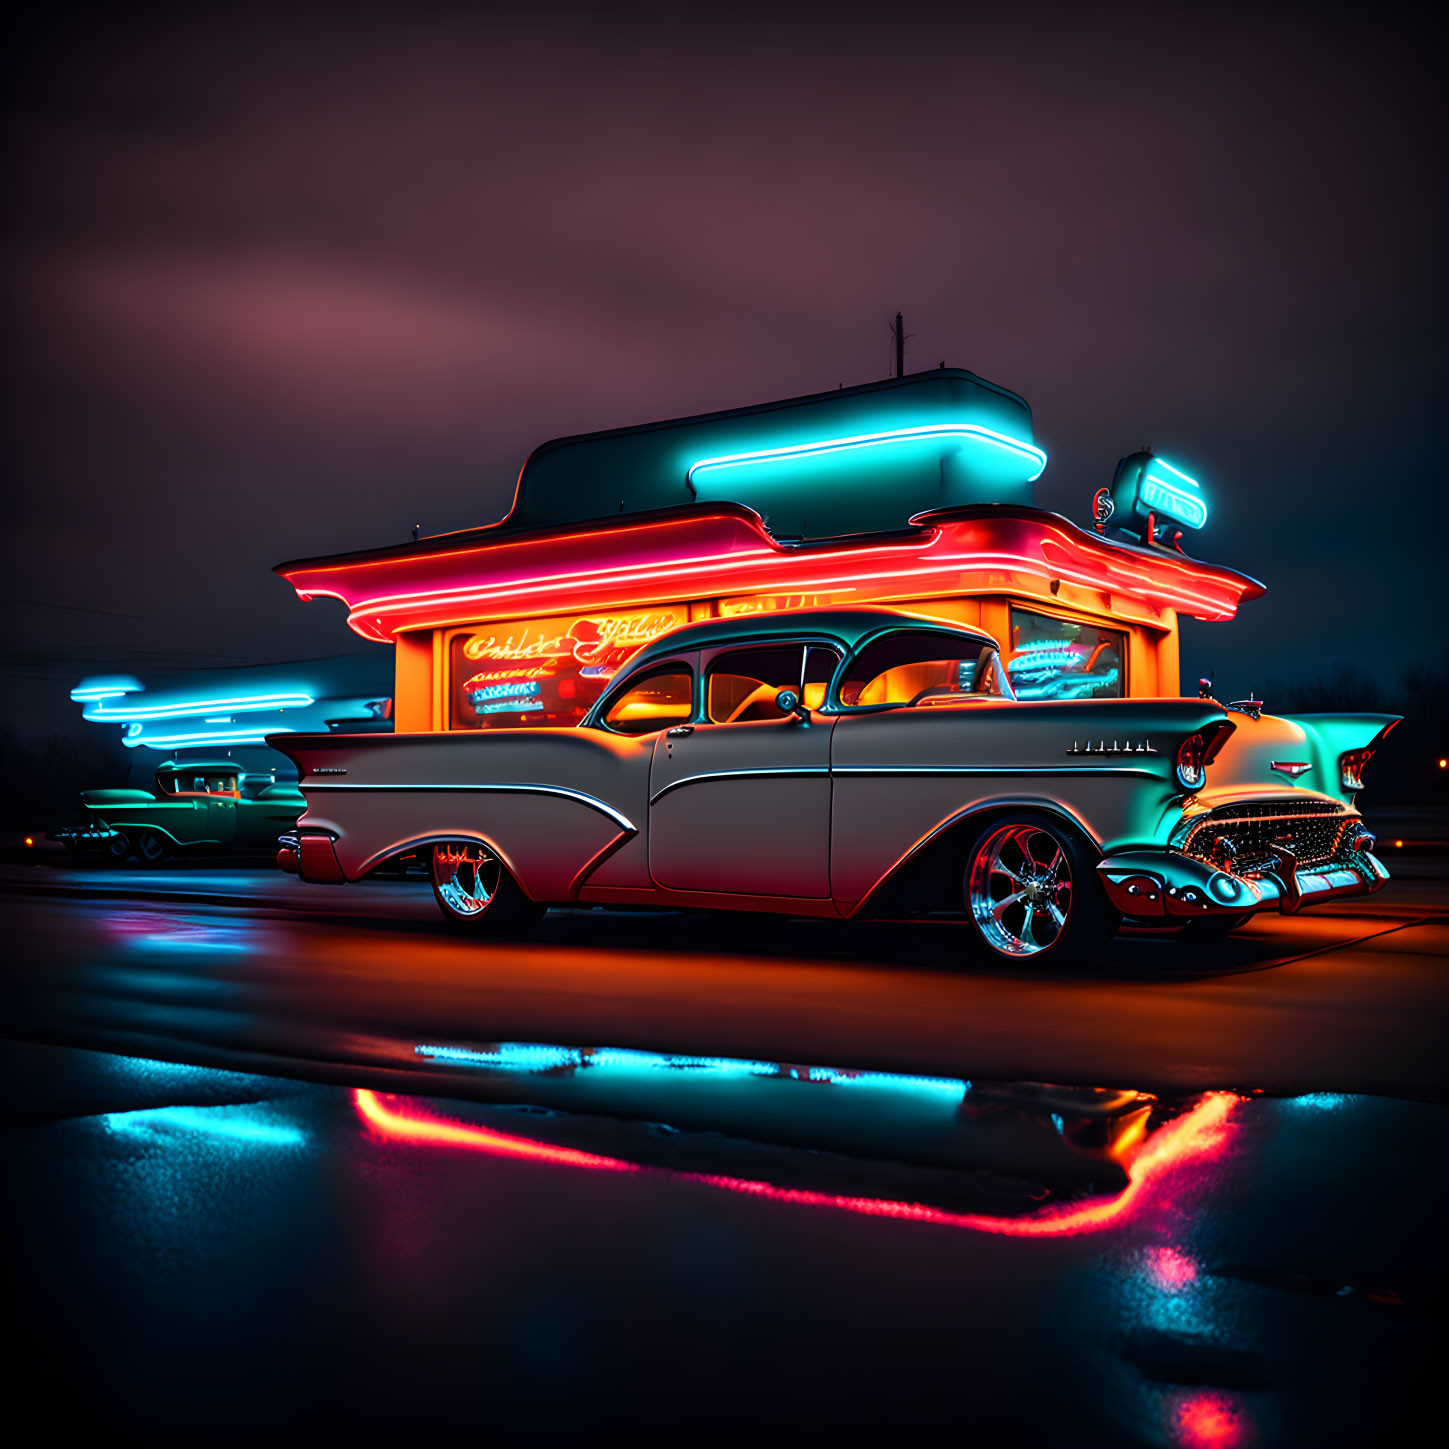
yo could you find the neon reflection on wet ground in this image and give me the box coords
[354,1086,1237,1237]
[1174,1390,1248,1449]
[104,1104,308,1148]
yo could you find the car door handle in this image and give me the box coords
[666,726,694,737]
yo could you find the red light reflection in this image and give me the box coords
[354,1088,1236,1238]
[1174,1390,1248,1448]
[1145,1245,1199,1290]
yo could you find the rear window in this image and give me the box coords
[839,630,1014,708]
[161,773,238,796]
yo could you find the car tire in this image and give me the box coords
[135,829,171,865]
[430,840,544,934]
[1179,911,1254,939]
[105,830,133,864]
[964,813,1118,966]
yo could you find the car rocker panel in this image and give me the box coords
[270,607,1396,958]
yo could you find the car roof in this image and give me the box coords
[155,761,240,774]
[621,605,1000,673]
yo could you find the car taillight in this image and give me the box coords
[1174,721,1233,792]
[1340,748,1374,792]
[1175,733,1208,790]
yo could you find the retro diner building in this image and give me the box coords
[274,370,1263,732]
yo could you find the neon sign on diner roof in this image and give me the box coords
[278,508,1264,644]
[686,422,1048,486]
[1139,457,1208,530]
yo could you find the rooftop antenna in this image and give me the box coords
[891,312,907,378]
[412,523,420,542]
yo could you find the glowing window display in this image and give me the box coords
[449,605,687,730]
[1008,607,1125,701]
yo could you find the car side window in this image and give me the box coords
[705,645,810,723]
[838,630,1014,708]
[600,665,695,735]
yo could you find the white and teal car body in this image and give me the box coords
[273,607,1397,962]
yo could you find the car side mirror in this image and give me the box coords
[775,689,811,724]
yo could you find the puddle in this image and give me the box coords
[353,1035,1237,1228]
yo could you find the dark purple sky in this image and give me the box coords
[3,2,1443,735]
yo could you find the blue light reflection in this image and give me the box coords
[415,1041,971,1103]
[102,1104,307,1148]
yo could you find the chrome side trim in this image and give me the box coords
[832,765,1162,779]
[649,766,829,805]
[301,781,636,834]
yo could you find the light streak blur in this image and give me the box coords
[108,912,250,953]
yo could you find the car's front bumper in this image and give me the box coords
[1097,846,1389,920]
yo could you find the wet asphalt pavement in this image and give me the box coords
[2,860,1446,1445]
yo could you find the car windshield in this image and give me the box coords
[838,629,1015,708]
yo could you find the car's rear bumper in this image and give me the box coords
[1097,846,1389,920]
[278,830,346,883]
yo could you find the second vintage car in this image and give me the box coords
[65,762,308,862]
[273,608,1397,962]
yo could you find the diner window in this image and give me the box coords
[600,666,695,735]
[1007,608,1126,700]
[839,631,1014,708]
[447,607,688,731]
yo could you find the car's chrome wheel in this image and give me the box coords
[429,840,545,934]
[135,829,170,864]
[968,823,1075,958]
[432,842,502,917]
[105,830,132,863]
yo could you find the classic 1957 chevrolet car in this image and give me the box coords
[67,762,307,862]
[273,608,1397,962]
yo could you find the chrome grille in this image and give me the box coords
[1179,800,1355,875]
